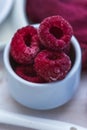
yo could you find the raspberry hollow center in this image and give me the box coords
[24,34,31,46]
[49,26,63,39]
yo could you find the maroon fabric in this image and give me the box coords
[26,0,87,70]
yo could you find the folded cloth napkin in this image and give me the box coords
[26,0,87,70]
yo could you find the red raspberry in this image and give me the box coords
[10,26,40,64]
[80,43,87,70]
[34,50,71,82]
[38,15,73,51]
[15,65,46,83]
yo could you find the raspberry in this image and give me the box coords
[10,26,40,64]
[80,43,87,70]
[15,65,46,83]
[34,50,71,82]
[38,15,73,51]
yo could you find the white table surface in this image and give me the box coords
[0,1,87,130]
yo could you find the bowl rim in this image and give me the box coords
[3,35,81,88]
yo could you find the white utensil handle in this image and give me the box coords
[0,110,86,130]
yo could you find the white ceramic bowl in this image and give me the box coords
[3,33,81,110]
[0,0,14,24]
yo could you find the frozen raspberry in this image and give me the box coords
[10,26,40,64]
[80,43,87,70]
[15,65,46,83]
[34,50,71,82]
[38,15,73,51]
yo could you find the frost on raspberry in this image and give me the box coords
[34,50,72,82]
[10,26,40,64]
[38,15,73,51]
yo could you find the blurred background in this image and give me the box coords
[0,0,87,130]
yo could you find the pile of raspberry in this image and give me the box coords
[10,15,73,83]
